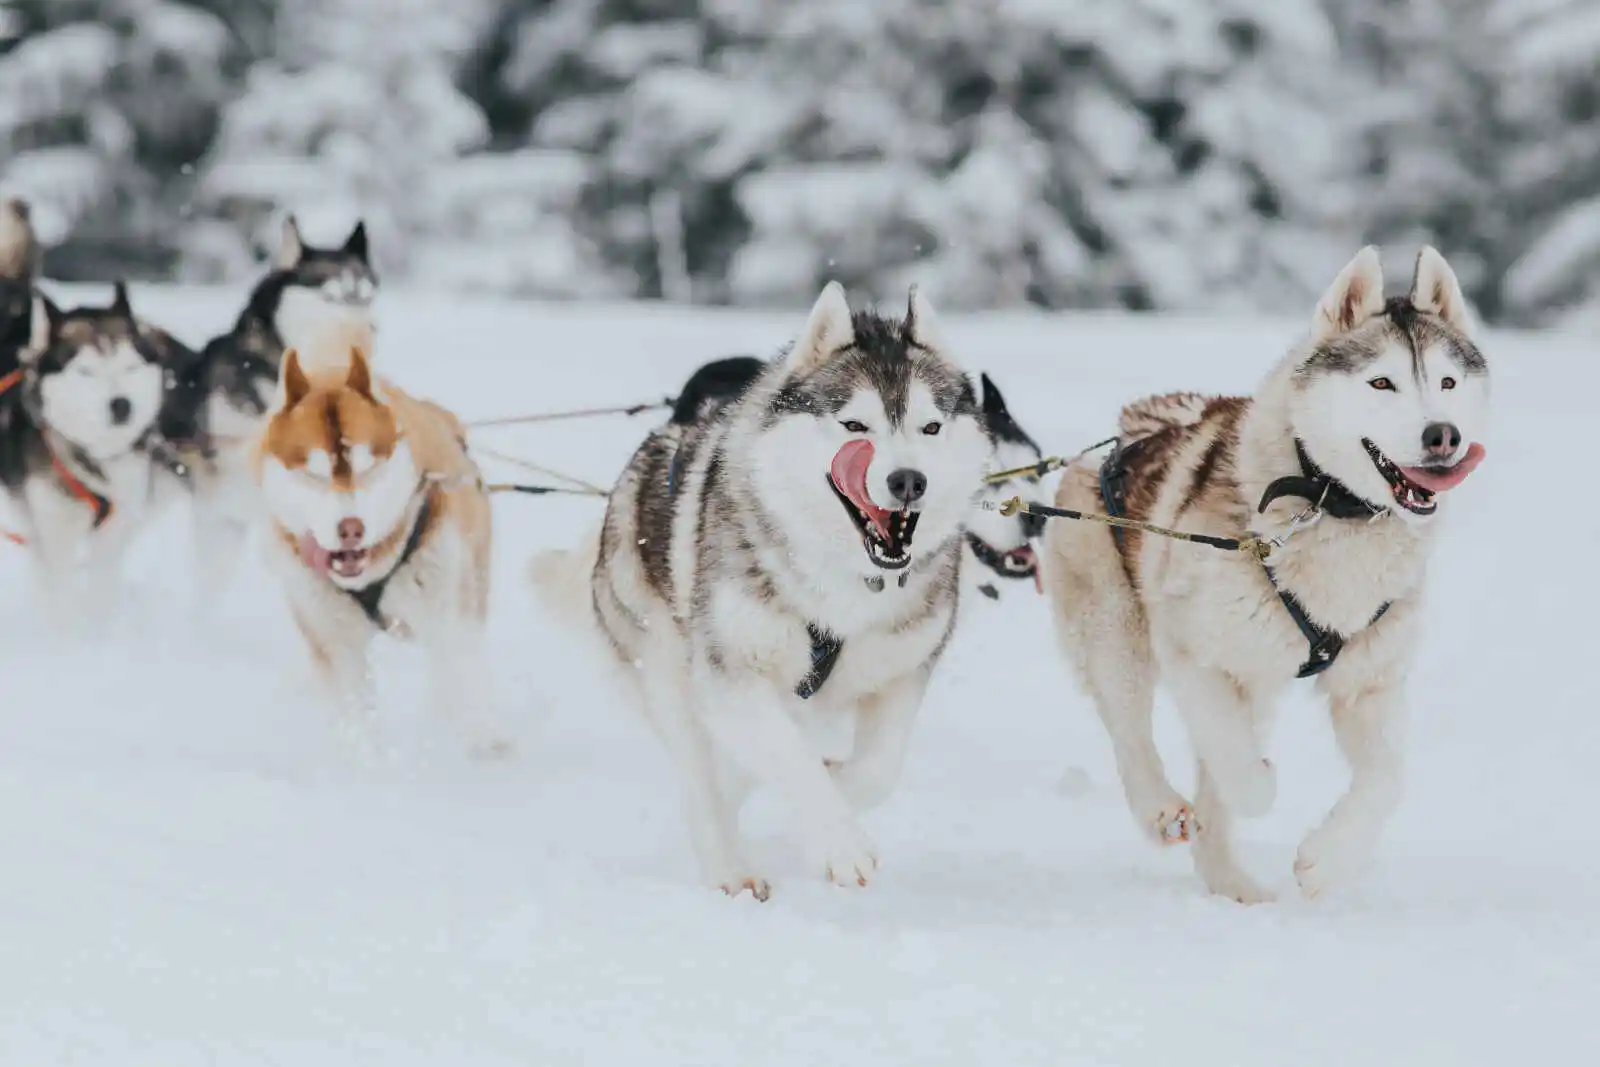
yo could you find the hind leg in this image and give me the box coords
[1051,568,1191,844]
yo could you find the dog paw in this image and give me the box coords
[719,876,772,902]
[810,819,878,888]
[1294,824,1371,900]
[1139,797,1196,846]
[1202,867,1276,906]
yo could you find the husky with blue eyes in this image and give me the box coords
[1041,247,1491,904]
[535,283,990,899]
[169,215,379,611]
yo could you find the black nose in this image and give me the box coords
[109,397,132,425]
[1020,510,1047,539]
[886,467,927,505]
[1421,422,1461,459]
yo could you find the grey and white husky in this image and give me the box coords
[172,215,378,604]
[0,284,196,628]
[1041,246,1490,903]
[537,283,990,898]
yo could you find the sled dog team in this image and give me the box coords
[0,199,1490,904]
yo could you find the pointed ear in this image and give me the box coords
[111,279,131,317]
[904,284,947,352]
[276,215,305,270]
[1409,245,1471,333]
[281,347,311,406]
[345,344,373,399]
[21,293,59,362]
[1312,246,1386,343]
[787,281,854,372]
[979,372,1008,416]
[342,220,368,262]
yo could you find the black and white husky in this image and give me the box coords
[536,283,990,898]
[172,215,378,602]
[0,284,194,629]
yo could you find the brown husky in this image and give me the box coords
[253,330,502,757]
[1042,247,1490,903]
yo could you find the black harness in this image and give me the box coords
[343,491,433,632]
[1098,437,1393,680]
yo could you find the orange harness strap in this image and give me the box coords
[0,367,114,545]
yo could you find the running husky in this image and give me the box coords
[176,215,378,604]
[1042,246,1489,903]
[570,283,989,897]
[253,329,501,758]
[0,284,195,629]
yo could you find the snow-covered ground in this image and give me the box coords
[1,285,1594,1064]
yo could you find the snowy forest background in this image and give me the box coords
[2,0,1599,325]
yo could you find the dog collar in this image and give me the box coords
[1257,439,1387,521]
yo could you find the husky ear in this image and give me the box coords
[21,292,60,363]
[904,284,947,352]
[281,347,311,406]
[788,281,854,372]
[1409,245,1471,333]
[276,215,305,270]
[343,220,369,263]
[979,372,1008,417]
[110,279,131,317]
[1312,245,1386,344]
[345,344,374,399]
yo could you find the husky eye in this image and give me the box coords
[921,421,942,436]
[1440,376,1457,391]
[1368,376,1396,391]
[840,420,870,434]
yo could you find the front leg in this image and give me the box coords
[80,518,139,632]
[694,665,879,887]
[1166,661,1277,818]
[290,604,380,758]
[830,670,929,813]
[1295,681,1406,899]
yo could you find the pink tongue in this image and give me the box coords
[830,439,892,540]
[299,532,332,575]
[1401,442,1486,493]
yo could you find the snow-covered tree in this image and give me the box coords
[0,0,232,277]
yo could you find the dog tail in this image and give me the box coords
[527,521,601,626]
[1117,391,1214,442]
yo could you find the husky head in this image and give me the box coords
[1289,246,1489,524]
[18,283,167,461]
[258,341,419,588]
[967,372,1047,596]
[0,198,39,359]
[751,282,989,576]
[262,215,378,354]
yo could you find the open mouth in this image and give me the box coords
[299,533,369,580]
[1362,438,1485,516]
[966,533,1042,593]
[828,440,918,570]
